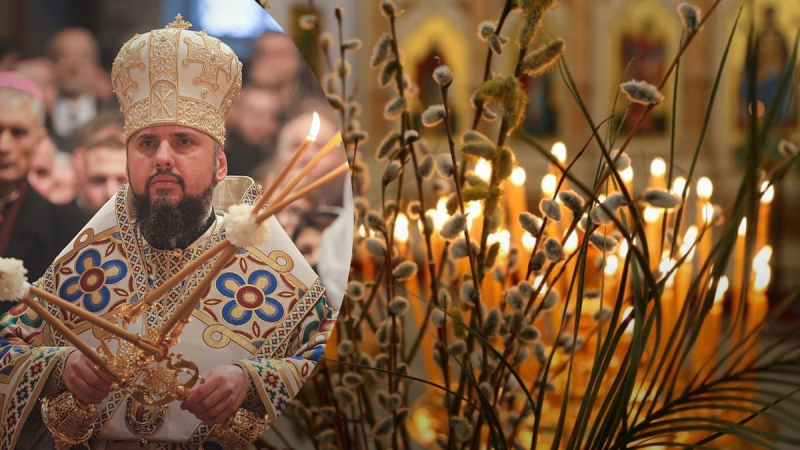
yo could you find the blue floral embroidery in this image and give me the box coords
[216,270,284,326]
[59,249,127,313]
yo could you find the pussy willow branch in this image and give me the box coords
[471,0,514,130]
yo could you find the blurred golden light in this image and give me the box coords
[511,167,526,186]
[604,255,619,276]
[754,265,771,293]
[671,176,687,196]
[395,213,409,243]
[541,174,557,196]
[753,246,772,271]
[713,276,729,304]
[551,141,567,164]
[760,181,774,204]
[738,218,747,236]
[620,167,634,183]
[650,158,666,177]
[696,177,713,200]
[307,111,321,141]
[644,206,660,223]
[522,232,537,251]
[475,160,492,182]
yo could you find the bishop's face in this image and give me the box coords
[126,125,227,203]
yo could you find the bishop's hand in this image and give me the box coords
[179,364,248,425]
[63,351,114,405]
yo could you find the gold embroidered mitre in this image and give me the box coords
[111,14,242,145]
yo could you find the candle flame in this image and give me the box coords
[623,306,635,333]
[487,230,511,254]
[650,158,667,177]
[306,112,321,141]
[659,253,676,286]
[671,176,687,196]
[564,230,578,252]
[522,232,537,251]
[697,177,713,200]
[541,174,557,196]
[681,226,698,258]
[475,160,492,182]
[551,142,567,164]
[701,203,715,225]
[713,276,729,304]
[511,167,526,186]
[644,206,661,223]
[620,167,634,183]
[534,275,547,291]
[760,181,774,204]
[358,224,367,238]
[395,213,409,243]
[753,245,772,272]
[738,218,747,236]
[754,265,771,293]
[604,255,619,276]
[619,239,629,257]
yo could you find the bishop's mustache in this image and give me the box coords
[145,170,186,190]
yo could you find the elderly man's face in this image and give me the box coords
[51,29,99,97]
[127,125,227,203]
[0,91,44,187]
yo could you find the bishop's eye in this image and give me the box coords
[178,138,192,146]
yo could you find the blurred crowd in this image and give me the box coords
[0,28,346,283]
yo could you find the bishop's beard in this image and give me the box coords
[130,170,216,250]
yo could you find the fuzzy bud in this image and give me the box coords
[365,237,388,258]
[392,261,418,280]
[404,129,420,145]
[529,250,547,274]
[333,386,356,406]
[520,39,565,77]
[462,141,496,159]
[450,417,473,442]
[418,154,435,180]
[778,139,799,158]
[620,80,665,106]
[609,149,631,171]
[421,105,447,127]
[376,131,401,161]
[558,190,585,216]
[433,65,453,87]
[544,237,565,262]
[372,415,393,439]
[389,296,410,316]
[343,38,363,51]
[440,213,466,240]
[338,340,354,357]
[384,96,407,120]
[345,281,365,300]
[677,2,702,33]
[482,308,502,337]
[365,211,386,231]
[593,307,612,322]
[533,341,547,364]
[644,188,681,209]
[432,308,446,328]
[380,0,397,17]
[478,20,496,42]
[519,212,543,235]
[371,38,392,66]
[589,232,618,253]
[541,289,559,310]
[342,372,364,387]
[518,325,541,343]
[539,198,562,222]
[450,238,476,260]
[460,280,478,305]
[448,339,467,356]
[378,58,399,86]
[382,160,402,183]
[436,154,455,178]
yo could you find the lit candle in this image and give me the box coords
[506,167,528,268]
[657,253,677,355]
[602,254,620,306]
[757,182,774,252]
[358,224,375,282]
[518,231,537,281]
[674,226,698,336]
[550,142,567,176]
[744,264,770,369]
[643,206,662,272]
[620,166,634,195]
[694,276,728,380]
[541,173,560,238]
[650,157,667,190]
[731,218,747,345]
[484,230,511,308]
[395,213,410,258]
[696,177,714,267]
[668,176,688,239]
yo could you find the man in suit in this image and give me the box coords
[0,72,86,316]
